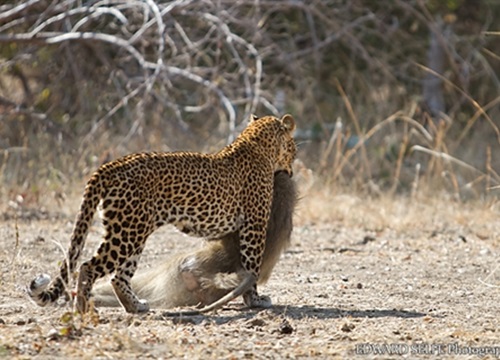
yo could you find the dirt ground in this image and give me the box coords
[0,191,499,359]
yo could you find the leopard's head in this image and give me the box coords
[245,113,297,176]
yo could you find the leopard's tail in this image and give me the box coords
[28,171,105,307]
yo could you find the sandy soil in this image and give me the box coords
[0,193,499,359]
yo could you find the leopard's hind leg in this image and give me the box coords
[110,251,150,313]
[76,239,116,313]
[76,206,155,314]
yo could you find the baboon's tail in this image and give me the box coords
[28,172,104,307]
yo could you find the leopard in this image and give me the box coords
[91,171,297,311]
[28,114,296,314]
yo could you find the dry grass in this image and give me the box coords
[298,184,500,232]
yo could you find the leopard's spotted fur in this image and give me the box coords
[28,114,296,313]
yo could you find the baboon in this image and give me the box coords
[92,171,297,310]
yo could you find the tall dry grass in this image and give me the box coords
[0,0,499,219]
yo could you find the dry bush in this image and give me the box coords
[0,0,499,208]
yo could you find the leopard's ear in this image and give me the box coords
[250,114,259,122]
[280,114,296,133]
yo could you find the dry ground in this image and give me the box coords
[0,190,499,359]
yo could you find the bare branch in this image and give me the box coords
[165,65,236,137]
[0,0,44,24]
[0,32,153,70]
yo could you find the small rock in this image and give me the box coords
[278,319,294,334]
[341,322,355,332]
[360,235,376,245]
[356,283,363,289]
[480,248,490,256]
[46,329,60,340]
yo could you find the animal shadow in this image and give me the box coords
[269,304,427,320]
[154,304,426,325]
